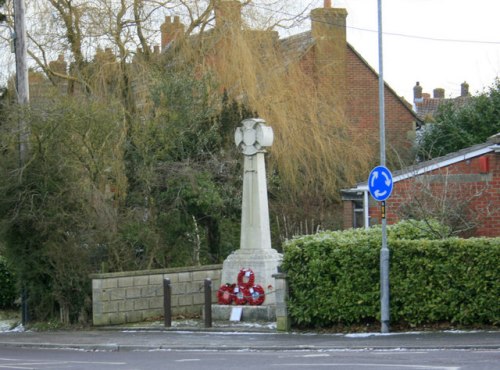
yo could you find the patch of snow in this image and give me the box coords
[344,332,399,338]
[344,332,379,338]
[0,322,10,331]
[344,331,434,338]
[0,321,24,333]
[9,324,25,332]
[442,330,481,334]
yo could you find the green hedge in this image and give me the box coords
[0,256,17,309]
[282,221,500,328]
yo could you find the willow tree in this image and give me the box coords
[167,10,372,236]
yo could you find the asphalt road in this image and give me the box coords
[0,346,499,370]
[0,328,499,369]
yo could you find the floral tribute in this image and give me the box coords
[217,268,265,306]
[216,283,235,305]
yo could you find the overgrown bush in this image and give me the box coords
[282,221,500,328]
[0,97,123,322]
[0,256,16,309]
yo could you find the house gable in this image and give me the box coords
[345,44,418,157]
[279,8,419,162]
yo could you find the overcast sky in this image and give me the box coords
[2,0,499,104]
[303,0,500,103]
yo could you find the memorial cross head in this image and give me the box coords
[234,118,274,156]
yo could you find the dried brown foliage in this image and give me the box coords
[173,25,372,206]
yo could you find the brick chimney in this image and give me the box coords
[413,81,423,102]
[215,0,242,30]
[161,16,184,51]
[311,1,348,106]
[461,81,469,97]
[433,88,445,99]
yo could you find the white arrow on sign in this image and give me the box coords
[374,189,387,198]
[371,171,379,187]
[382,171,391,186]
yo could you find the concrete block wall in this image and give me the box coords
[91,264,222,326]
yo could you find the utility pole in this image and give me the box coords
[14,0,29,161]
[13,0,30,326]
[377,0,390,334]
[14,0,29,102]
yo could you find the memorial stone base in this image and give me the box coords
[209,304,276,322]
[220,248,282,306]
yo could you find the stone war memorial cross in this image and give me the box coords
[220,118,282,307]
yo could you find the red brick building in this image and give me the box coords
[160,0,419,161]
[342,133,500,237]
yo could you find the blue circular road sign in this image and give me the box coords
[368,166,393,201]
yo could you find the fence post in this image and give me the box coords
[21,288,29,326]
[204,278,212,328]
[163,278,171,327]
[273,272,290,332]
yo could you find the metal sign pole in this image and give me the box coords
[378,0,390,334]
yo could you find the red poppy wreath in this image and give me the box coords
[247,284,265,306]
[232,286,248,305]
[217,283,235,305]
[237,268,255,289]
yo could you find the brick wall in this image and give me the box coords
[342,200,353,230]
[345,46,416,161]
[386,152,500,237]
[91,264,222,326]
[298,43,416,162]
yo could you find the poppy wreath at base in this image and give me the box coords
[232,286,248,305]
[247,284,265,306]
[237,268,255,289]
[217,283,235,305]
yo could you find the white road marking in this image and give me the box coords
[274,364,460,369]
[0,359,126,369]
[64,362,127,365]
[372,351,430,355]
[175,359,201,362]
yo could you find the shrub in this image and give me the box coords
[0,256,17,309]
[387,219,451,240]
[282,223,500,328]
[390,238,500,325]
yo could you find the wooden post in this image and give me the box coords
[204,278,212,328]
[163,278,171,327]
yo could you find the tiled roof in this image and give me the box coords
[415,96,472,121]
[278,31,314,66]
